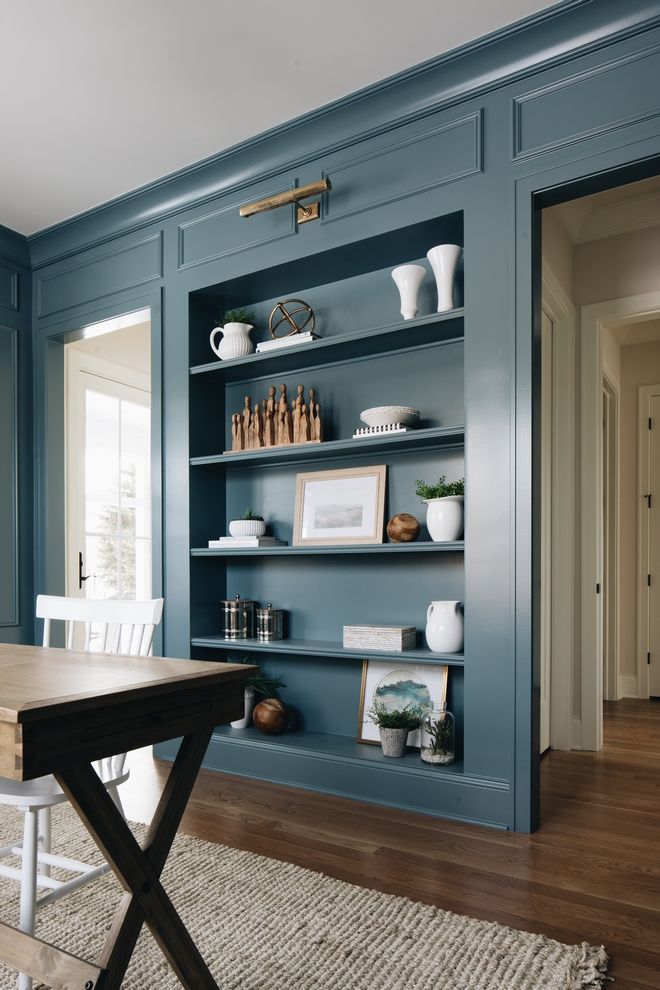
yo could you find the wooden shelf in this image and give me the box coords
[191,425,464,469]
[190,636,464,666]
[213,725,464,777]
[191,541,463,557]
[189,309,464,383]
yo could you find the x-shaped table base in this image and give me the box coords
[0,727,220,990]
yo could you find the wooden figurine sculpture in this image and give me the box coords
[226,384,323,454]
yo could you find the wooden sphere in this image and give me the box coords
[253,698,288,735]
[387,513,421,543]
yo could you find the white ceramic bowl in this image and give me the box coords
[360,406,420,428]
[229,519,266,538]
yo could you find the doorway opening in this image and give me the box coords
[539,173,660,764]
[64,308,152,627]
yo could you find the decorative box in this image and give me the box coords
[342,624,416,652]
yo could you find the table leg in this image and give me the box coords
[55,727,219,990]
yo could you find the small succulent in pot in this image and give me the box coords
[367,702,422,758]
[229,508,266,538]
[219,309,255,327]
[415,475,465,542]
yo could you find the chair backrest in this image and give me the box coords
[36,595,164,657]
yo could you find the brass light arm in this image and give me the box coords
[239,178,331,223]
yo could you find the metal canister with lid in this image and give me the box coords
[256,603,284,641]
[220,593,256,639]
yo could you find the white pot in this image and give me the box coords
[229,519,266,538]
[210,322,254,361]
[425,601,464,654]
[391,264,426,320]
[230,688,255,728]
[426,245,462,313]
[424,496,463,541]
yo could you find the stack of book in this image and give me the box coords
[208,536,286,548]
[255,331,318,354]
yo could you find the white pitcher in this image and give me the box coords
[425,600,464,653]
[210,322,254,361]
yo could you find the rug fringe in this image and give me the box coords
[568,943,610,989]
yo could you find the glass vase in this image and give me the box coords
[420,702,455,765]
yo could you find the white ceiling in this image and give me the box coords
[0,0,559,236]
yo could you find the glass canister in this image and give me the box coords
[220,593,256,639]
[420,701,455,765]
[256,603,284,641]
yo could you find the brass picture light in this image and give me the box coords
[239,178,331,224]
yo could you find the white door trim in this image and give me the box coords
[637,383,660,700]
[580,290,660,748]
[602,373,620,703]
[541,263,575,751]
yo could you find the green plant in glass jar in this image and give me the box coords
[420,702,455,765]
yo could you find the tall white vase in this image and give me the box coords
[425,601,464,654]
[426,245,462,313]
[391,264,426,320]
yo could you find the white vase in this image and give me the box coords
[426,245,462,313]
[210,322,254,360]
[425,601,464,654]
[230,688,255,728]
[229,519,266,538]
[391,264,426,320]
[424,496,464,541]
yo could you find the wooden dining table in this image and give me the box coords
[0,642,256,990]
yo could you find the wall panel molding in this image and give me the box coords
[321,111,482,226]
[513,41,660,160]
[36,232,163,319]
[0,263,18,313]
[0,325,18,627]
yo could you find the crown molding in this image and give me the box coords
[556,185,660,243]
[0,224,30,270]
[28,0,660,270]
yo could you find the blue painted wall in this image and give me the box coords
[0,225,32,644]
[7,0,660,829]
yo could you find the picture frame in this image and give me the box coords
[293,465,387,546]
[357,660,449,747]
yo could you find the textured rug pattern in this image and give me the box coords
[0,805,608,989]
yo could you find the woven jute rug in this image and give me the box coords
[0,805,608,989]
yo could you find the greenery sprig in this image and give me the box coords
[220,309,255,326]
[415,475,465,500]
[232,508,264,521]
[367,702,421,730]
[229,657,285,698]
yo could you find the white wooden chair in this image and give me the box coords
[0,594,164,990]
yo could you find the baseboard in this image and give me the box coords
[618,675,638,699]
[571,716,582,750]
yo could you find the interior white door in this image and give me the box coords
[540,310,553,753]
[66,350,151,611]
[647,393,660,696]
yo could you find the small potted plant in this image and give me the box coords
[230,660,286,729]
[210,308,256,361]
[415,475,465,542]
[229,509,266,538]
[367,702,421,758]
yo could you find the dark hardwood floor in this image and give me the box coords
[123,699,660,989]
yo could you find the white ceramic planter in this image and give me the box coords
[229,518,266,538]
[230,688,256,728]
[210,322,254,361]
[426,244,462,313]
[391,264,426,320]
[425,601,464,654]
[424,496,463,542]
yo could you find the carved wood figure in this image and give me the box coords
[225,384,322,453]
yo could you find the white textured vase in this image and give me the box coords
[425,601,464,654]
[424,496,464,542]
[229,519,266,538]
[210,322,254,360]
[426,245,462,313]
[230,688,255,729]
[391,264,426,320]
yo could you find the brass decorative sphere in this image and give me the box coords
[253,698,288,735]
[387,513,421,543]
[268,299,315,339]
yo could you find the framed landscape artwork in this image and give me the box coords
[357,661,449,747]
[293,465,387,546]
